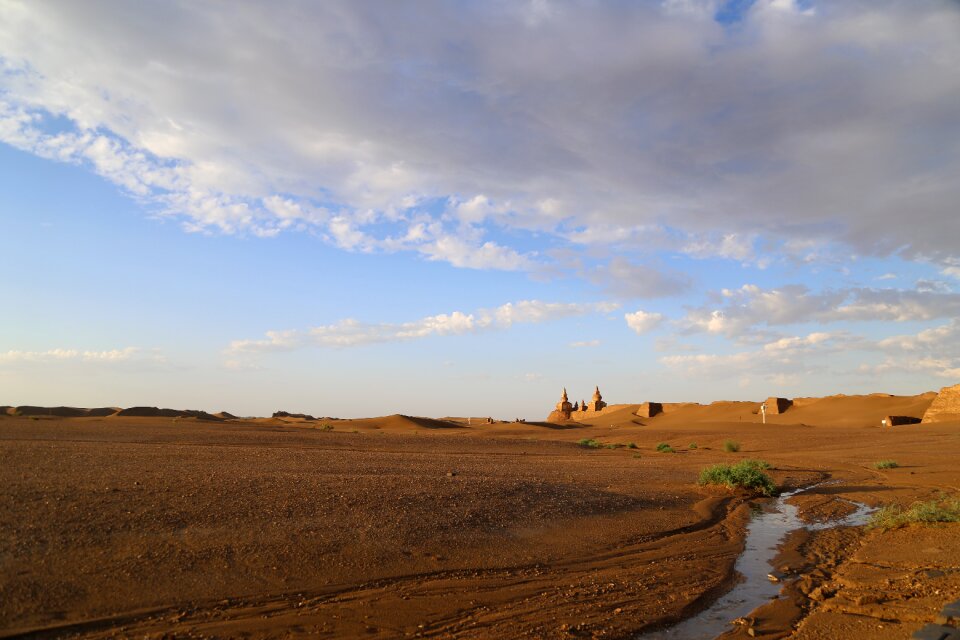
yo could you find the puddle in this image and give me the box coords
[639,484,874,639]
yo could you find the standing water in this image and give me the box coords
[640,485,874,639]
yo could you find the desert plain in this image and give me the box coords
[2,391,960,639]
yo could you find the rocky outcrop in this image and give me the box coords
[635,402,663,418]
[921,384,960,423]
[272,411,316,420]
[12,406,120,417]
[116,407,224,420]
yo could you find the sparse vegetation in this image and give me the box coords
[688,442,698,449]
[723,439,741,453]
[873,460,899,469]
[627,442,638,449]
[698,461,777,496]
[632,453,642,459]
[604,443,624,449]
[868,495,960,530]
[656,442,675,453]
[741,458,771,470]
[319,423,334,431]
[578,438,602,449]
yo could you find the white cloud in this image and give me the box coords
[681,283,960,338]
[569,339,601,348]
[659,331,858,378]
[625,310,665,335]
[417,235,534,271]
[227,299,619,355]
[682,233,763,266]
[0,347,159,364]
[1,1,957,272]
[870,320,960,378]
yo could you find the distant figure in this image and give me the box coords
[572,400,580,412]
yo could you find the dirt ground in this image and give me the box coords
[1,395,959,639]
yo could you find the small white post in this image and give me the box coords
[760,402,767,424]
[881,419,887,427]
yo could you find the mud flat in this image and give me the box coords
[1,401,959,638]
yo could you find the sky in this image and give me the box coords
[1,0,959,419]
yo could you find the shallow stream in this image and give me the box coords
[639,484,874,639]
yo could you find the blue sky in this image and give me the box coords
[2,0,959,418]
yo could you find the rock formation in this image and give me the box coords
[763,397,793,414]
[921,383,960,423]
[273,411,317,420]
[636,402,663,418]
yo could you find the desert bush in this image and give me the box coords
[319,423,334,431]
[723,439,741,453]
[604,443,624,449]
[689,442,698,449]
[632,453,642,459]
[578,438,602,449]
[741,458,771,470]
[873,460,899,469]
[869,495,960,530]
[698,461,777,496]
[656,442,675,453]
[627,442,638,449]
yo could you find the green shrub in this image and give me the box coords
[656,442,675,453]
[723,440,741,453]
[873,460,899,469]
[632,453,642,459]
[319,423,334,431]
[698,461,777,496]
[627,442,638,449]
[869,495,960,530]
[604,443,623,449]
[578,438,602,449]
[741,458,771,470]
[688,442,698,449]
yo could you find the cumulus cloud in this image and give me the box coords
[1,0,957,272]
[227,299,619,355]
[625,310,665,335]
[681,283,960,338]
[660,331,861,379]
[869,320,960,379]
